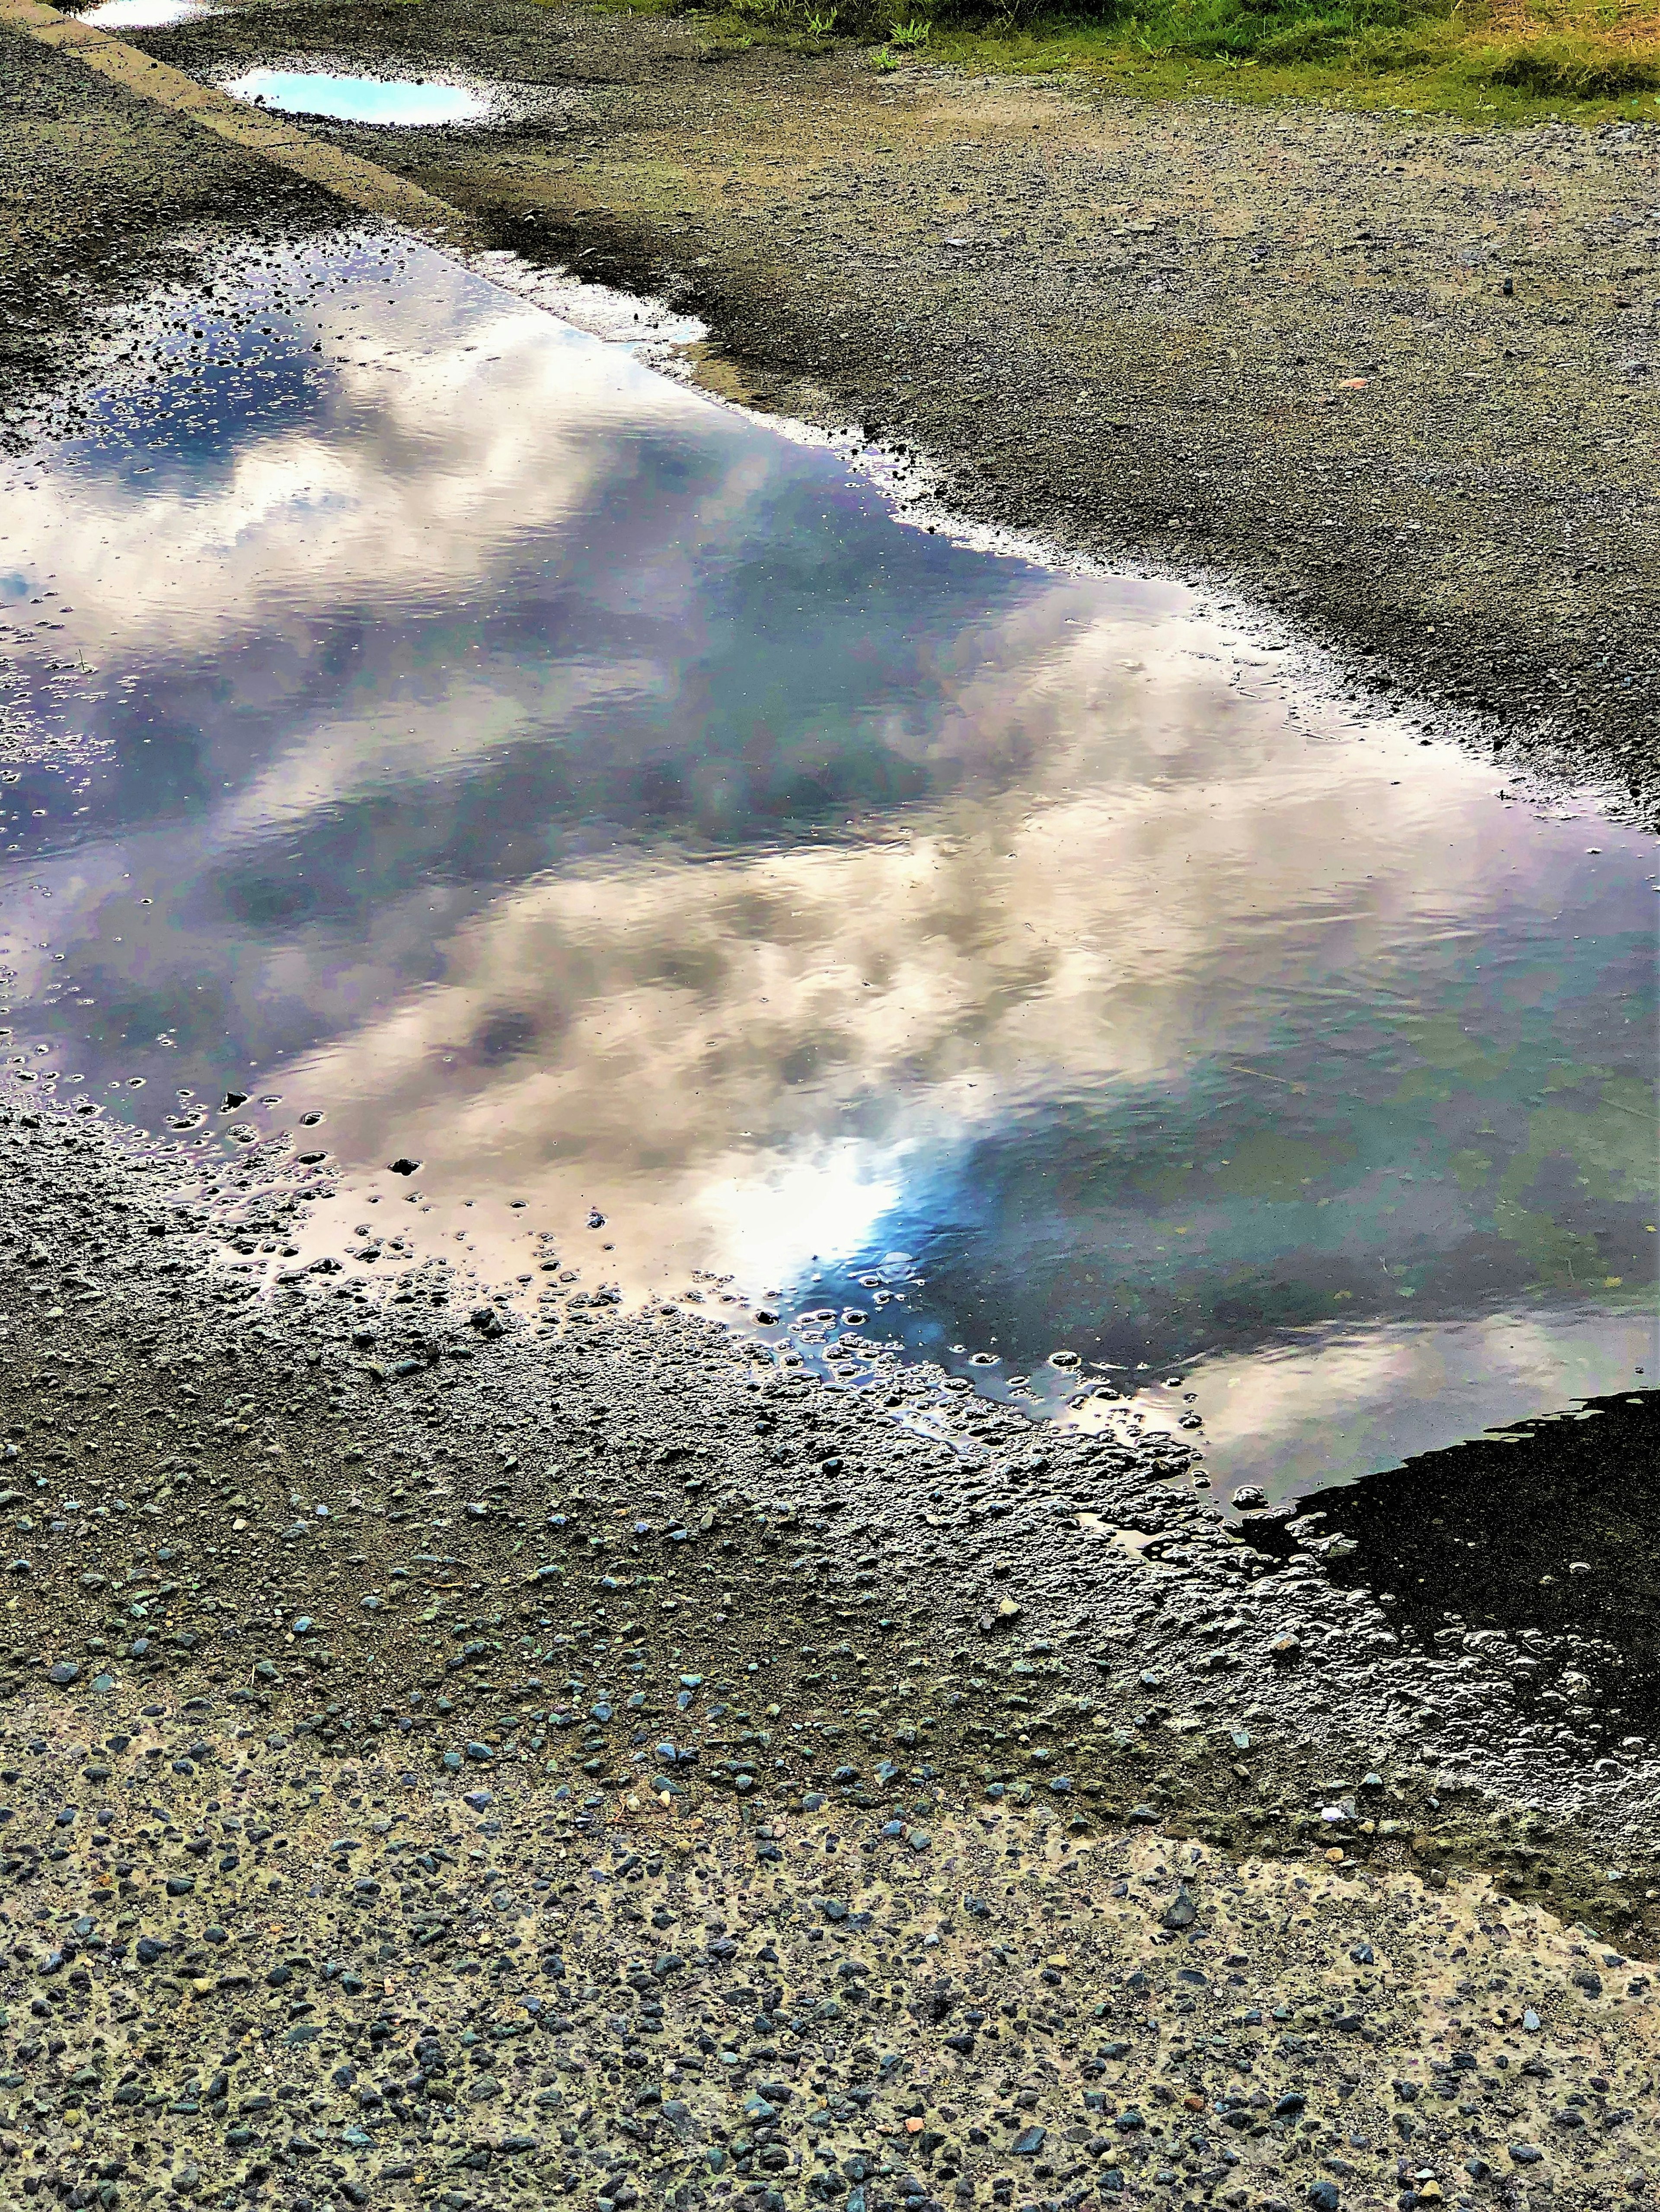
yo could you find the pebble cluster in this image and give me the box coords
[2,1697,1657,2212]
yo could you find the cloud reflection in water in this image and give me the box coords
[0,231,1653,1498]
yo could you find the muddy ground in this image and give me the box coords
[10,0,1660,813]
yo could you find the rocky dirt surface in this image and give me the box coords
[5,1724,1659,2212]
[94,0,1660,820]
[0,1098,1658,2208]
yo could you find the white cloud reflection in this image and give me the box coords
[1068,1308,1658,1500]
[262,647,1540,1290]
[2,234,1651,1507]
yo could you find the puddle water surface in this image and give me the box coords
[74,0,217,25]
[223,68,489,125]
[0,233,1654,1499]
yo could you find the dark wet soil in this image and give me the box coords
[78,0,1660,821]
[1297,1389,1660,1728]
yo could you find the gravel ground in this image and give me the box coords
[5,1717,1659,2212]
[0,1098,1658,2209]
[76,0,1660,820]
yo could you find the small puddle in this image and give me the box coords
[73,0,217,25]
[222,68,489,126]
[0,229,1654,1508]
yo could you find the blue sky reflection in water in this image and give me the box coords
[223,70,489,126]
[75,0,216,26]
[0,233,1653,1498]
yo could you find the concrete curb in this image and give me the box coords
[0,0,476,244]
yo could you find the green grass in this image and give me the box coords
[938,14,1660,127]
[923,5,1660,127]
[614,0,1660,125]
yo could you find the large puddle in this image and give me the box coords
[0,233,1654,1498]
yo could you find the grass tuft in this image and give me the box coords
[1483,38,1660,92]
